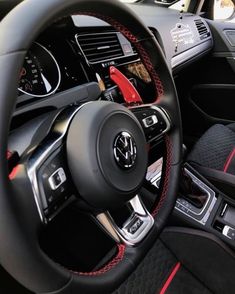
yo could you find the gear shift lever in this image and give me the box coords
[180,169,208,209]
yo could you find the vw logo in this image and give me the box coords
[113,132,137,169]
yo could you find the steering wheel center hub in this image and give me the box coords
[66,101,148,209]
[113,131,137,170]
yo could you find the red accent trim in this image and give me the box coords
[223,148,235,173]
[9,165,20,180]
[159,262,181,294]
[73,244,126,276]
[110,66,142,105]
[76,12,164,101]
[70,11,166,276]
[152,135,172,217]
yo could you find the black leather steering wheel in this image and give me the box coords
[0,0,182,293]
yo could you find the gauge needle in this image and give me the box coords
[41,72,52,93]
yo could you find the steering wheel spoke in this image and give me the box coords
[29,144,76,223]
[0,0,182,292]
[130,104,171,143]
[96,195,154,246]
[26,106,85,224]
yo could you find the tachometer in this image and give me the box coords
[18,42,61,97]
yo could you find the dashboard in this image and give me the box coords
[12,3,213,122]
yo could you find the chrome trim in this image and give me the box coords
[175,169,217,225]
[150,171,162,188]
[116,58,141,68]
[221,203,228,218]
[27,103,89,223]
[113,131,137,169]
[222,225,235,240]
[96,214,121,243]
[96,195,154,246]
[18,42,61,98]
[75,32,137,65]
[150,168,217,226]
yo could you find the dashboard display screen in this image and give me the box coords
[125,61,151,83]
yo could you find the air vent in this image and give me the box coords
[76,32,125,63]
[195,19,210,40]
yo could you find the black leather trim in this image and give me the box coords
[0,1,182,293]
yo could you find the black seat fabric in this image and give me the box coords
[188,123,235,175]
[113,238,212,294]
[113,227,235,294]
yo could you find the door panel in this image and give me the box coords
[190,20,235,122]
[177,19,235,146]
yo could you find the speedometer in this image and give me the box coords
[18,42,61,97]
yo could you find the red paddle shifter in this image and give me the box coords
[109,66,142,105]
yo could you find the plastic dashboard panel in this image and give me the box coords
[72,4,213,73]
[10,3,213,117]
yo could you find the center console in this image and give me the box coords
[147,160,235,249]
[175,168,217,226]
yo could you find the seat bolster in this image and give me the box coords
[227,123,235,132]
[187,124,235,171]
[189,163,235,200]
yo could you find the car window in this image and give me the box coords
[214,0,235,21]
[169,0,190,11]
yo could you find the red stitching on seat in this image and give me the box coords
[223,147,235,173]
[73,244,125,276]
[152,135,172,217]
[158,262,181,294]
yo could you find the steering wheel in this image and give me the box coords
[0,0,182,293]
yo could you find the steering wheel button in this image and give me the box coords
[41,166,50,180]
[48,167,67,191]
[223,225,235,240]
[47,195,55,204]
[48,153,64,173]
[142,115,158,128]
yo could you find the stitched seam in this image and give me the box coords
[70,11,166,276]
[152,135,172,217]
[77,12,164,101]
[72,244,126,276]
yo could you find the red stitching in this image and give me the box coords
[76,12,138,43]
[76,12,164,101]
[152,135,172,217]
[69,11,166,276]
[133,42,164,100]
[73,244,125,276]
